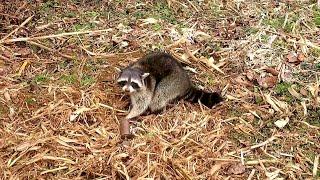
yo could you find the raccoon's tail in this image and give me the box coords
[183,87,223,108]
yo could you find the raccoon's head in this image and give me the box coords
[117,68,150,93]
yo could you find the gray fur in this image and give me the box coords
[148,68,190,112]
[117,52,222,120]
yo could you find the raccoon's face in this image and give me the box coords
[117,68,149,93]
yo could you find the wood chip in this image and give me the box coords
[274,117,289,129]
[301,101,308,116]
[264,93,281,112]
[227,163,246,175]
[313,154,319,177]
[257,76,277,88]
[288,86,302,99]
[263,67,279,76]
[246,70,257,81]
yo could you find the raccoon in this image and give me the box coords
[117,52,223,121]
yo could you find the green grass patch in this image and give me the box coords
[260,34,269,43]
[210,4,223,17]
[153,2,177,24]
[273,39,287,48]
[85,11,100,18]
[311,48,320,58]
[253,87,264,105]
[263,15,297,33]
[245,27,259,35]
[85,61,99,72]
[229,130,249,146]
[314,16,320,27]
[41,1,60,13]
[264,18,283,29]
[307,108,320,126]
[65,12,77,18]
[275,82,291,96]
[73,22,96,31]
[207,76,216,86]
[33,74,48,84]
[80,75,95,86]
[134,11,145,19]
[274,82,297,103]
[255,95,264,105]
[152,23,162,31]
[60,74,77,85]
[25,97,36,105]
[313,6,320,27]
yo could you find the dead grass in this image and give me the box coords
[0,0,319,179]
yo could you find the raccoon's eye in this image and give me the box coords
[117,81,127,87]
[131,82,140,89]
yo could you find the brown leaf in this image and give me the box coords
[246,70,257,81]
[2,49,12,58]
[234,75,254,87]
[68,4,77,11]
[297,53,305,62]
[4,90,11,102]
[300,88,309,96]
[227,163,246,175]
[245,113,255,122]
[286,52,298,63]
[0,67,6,76]
[286,52,304,65]
[16,48,32,57]
[209,162,227,175]
[0,138,5,149]
[263,67,279,76]
[0,60,8,76]
[257,76,277,88]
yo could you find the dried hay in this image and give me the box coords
[0,0,319,179]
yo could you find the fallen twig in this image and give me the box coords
[98,102,127,113]
[27,41,74,60]
[1,29,113,44]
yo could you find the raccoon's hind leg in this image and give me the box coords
[148,74,190,113]
[126,92,152,119]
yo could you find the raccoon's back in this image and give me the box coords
[133,52,184,80]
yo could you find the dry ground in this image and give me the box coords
[0,0,319,179]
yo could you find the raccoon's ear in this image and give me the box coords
[142,73,150,79]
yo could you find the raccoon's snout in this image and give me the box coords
[122,85,136,93]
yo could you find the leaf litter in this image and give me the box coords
[0,0,319,179]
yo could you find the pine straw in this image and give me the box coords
[1,0,320,179]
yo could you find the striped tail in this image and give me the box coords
[183,87,223,108]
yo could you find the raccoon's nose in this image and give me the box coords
[122,86,130,92]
